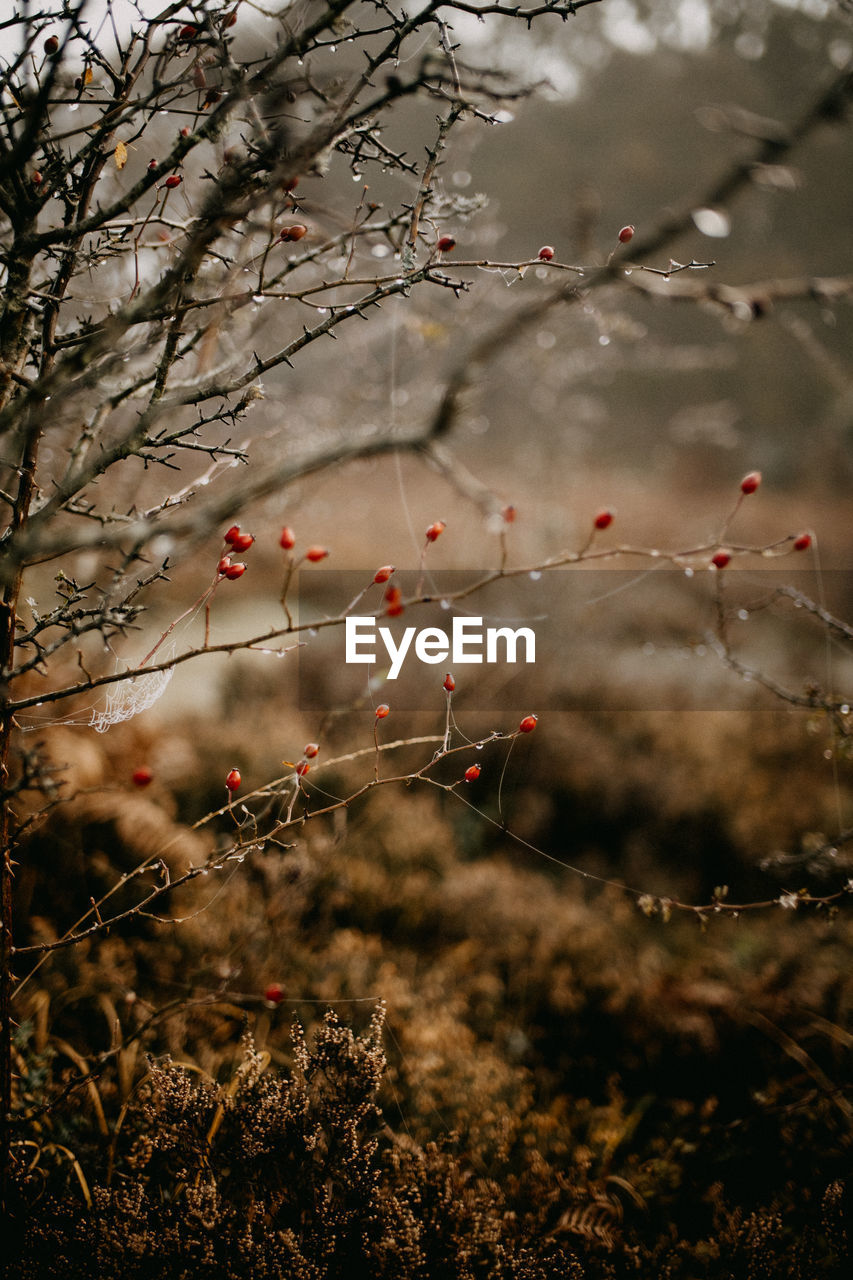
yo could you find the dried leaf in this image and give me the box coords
[83,65,93,86]
[114,140,128,170]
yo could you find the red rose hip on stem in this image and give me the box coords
[164,174,182,189]
[425,520,446,542]
[464,764,481,782]
[375,704,390,720]
[305,546,328,562]
[230,531,254,552]
[537,245,555,261]
[437,235,456,251]
[225,768,241,791]
[443,673,456,693]
[374,565,395,584]
[594,508,615,530]
[618,225,635,243]
[132,766,154,787]
[711,549,732,569]
[740,470,762,495]
[303,743,319,758]
[793,532,812,551]
[264,983,284,1005]
[279,526,296,550]
[518,714,538,733]
[224,562,246,579]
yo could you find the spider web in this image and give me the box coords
[89,658,175,733]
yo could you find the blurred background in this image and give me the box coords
[12,3,853,1269]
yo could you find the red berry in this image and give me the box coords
[375,704,390,720]
[740,470,762,495]
[279,223,308,242]
[303,742,319,758]
[179,24,198,39]
[384,584,404,616]
[132,766,153,787]
[44,35,60,54]
[618,225,635,243]
[464,764,481,783]
[593,508,615,530]
[148,159,158,171]
[537,245,555,261]
[164,174,182,189]
[230,531,254,552]
[711,549,731,569]
[793,532,812,551]
[295,760,310,777]
[279,526,296,550]
[224,524,241,544]
[225,768,241,791]
[223,10,238,28]
[217,556,232,575]
[180,126,191,137]
[502,504,517,523]
[443,673,456,693]
[31,171,43,186]
[264,983,284,1005]
[305,546,328,563]
[437,235,456,252]
[373,565,395,584]
[518,714,538,734]
[425,520,446,543]
[224,561,247,579]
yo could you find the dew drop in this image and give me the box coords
[684,566,694,578]
[529,570,542,581]
[691,206,731,238]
